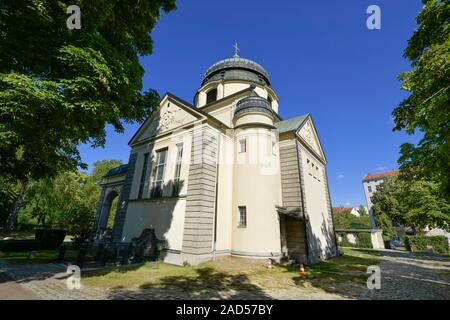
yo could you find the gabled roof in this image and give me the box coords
[363,170,399,182]
[128,92,228,146]
[274,114,309,133]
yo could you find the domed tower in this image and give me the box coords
[195,51,283,260]
[195,55,279,114]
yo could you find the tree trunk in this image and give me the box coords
[4,178,31,233]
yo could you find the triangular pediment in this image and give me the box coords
[297,117,325,161]
[129,94,204,145]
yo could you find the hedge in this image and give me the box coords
[0,229,66,252]
[337,232,373,249]
[0,239,43,252]
[404,235,449,254]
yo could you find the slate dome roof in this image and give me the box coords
[234,90,273,118]
[202,57,271,86]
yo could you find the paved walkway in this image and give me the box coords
[0,250,449,300]
[363,250,450,300]
[0,272,41,300]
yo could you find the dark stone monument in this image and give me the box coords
[130,228,159,262]
[76,245,88,268]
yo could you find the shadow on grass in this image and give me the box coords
[105,266,272,300]
[276,250,381,299]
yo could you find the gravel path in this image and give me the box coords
[363,250,450,300]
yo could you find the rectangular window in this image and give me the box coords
[368,185,372,193]
[172,143,183,196]
[138,153,149,199]
[238,206,247,228]
[239,139,246,153]
[151,148,168,198]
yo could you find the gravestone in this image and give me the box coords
[57,246,67,262]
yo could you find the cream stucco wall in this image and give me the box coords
[231,127,282,257]
[122,198,186,251]
[298,143,335,259]
[213,132,234,253]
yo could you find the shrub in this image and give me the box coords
[405,235,449,254]
[336,232,373,249]
[357,233,373,248]
[35,229,66,249]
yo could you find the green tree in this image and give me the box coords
[332,210,371,230]
[0,0,176,232]
[356,204,368,216]
[372,175,450,234]
[17,160,122,241]
[393,0,450,197]
[90,160,123,185]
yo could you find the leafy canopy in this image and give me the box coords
[0,0,175,182]
[371,175,450,233]
[393,0,450,197]
[18,160,123,240]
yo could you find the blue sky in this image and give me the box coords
[78,0,423,208]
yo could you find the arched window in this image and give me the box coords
[206,88,217,104]
[267,95,272,105]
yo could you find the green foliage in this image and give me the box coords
[356,205,367,216]
[372,175,450,234]
[15,160,122,241]
[0,1,175,230]
[91,160,123,185]
[0,177,19,226]
[404,235,449,254]
[333,211,371,229]
[58,205,94,244]
[337,232,373,249]
[393,0,450,197]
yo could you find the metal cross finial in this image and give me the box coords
[233,42,240,58]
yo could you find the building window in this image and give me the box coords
[239,139,246,153]
[137,153,149,199]
[206,88,217,104]
[172,143,183,196]
[238,206,247,228]
[151,148,168,198]
[368,185,372,193]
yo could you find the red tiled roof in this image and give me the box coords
[333,207,353,214]
[363,170,399,182]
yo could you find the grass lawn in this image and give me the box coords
[81,248,381,298]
